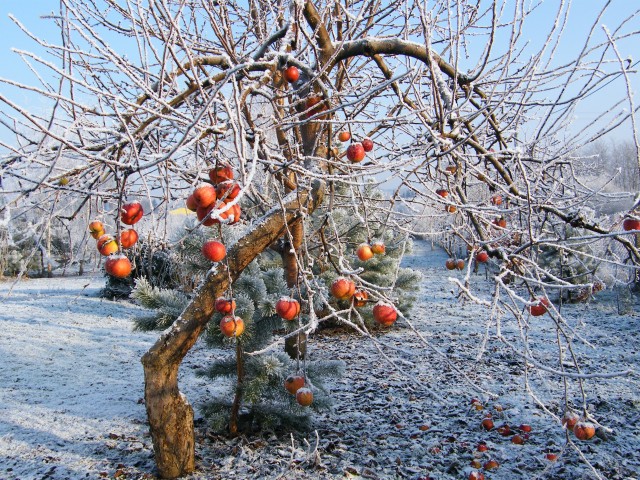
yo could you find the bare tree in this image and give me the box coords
[1,0,639,477]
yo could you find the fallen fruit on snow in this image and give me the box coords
[483,459,499,470]
[468,472,485,480]
[481,418,494,431]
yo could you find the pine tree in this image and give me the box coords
[130,174,420,434]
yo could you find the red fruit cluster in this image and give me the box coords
[445,258,465,270]
[89,208,141,278]
[346,137,374,163]
[186,164,242,227]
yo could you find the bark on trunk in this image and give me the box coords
[142,180,324,479]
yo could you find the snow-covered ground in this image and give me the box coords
[1,241,639,480]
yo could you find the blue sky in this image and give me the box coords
[0,1,638,148]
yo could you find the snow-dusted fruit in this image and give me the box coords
[493,216,507,228]
[118,229,138,249]
[331,277,356,301]
[468,472,484,480]
[220,315,244,337]
[361,137,374,152]
[275,297,300,321]
[562,410,579,429]
[338,131,351,142]
[435,188,448,198]
[196,206,217,227]
[193,185,217,209]
[356,243,374,261]
[215,297,236,314]
[475,251,489,263]
[373,302,397,326]
[208,164,234,183]
[445,205,457,213]
[481,418,494,430]
[283,66,300,83]
[202,240,226,262]
[476,443,488,452]
[105,255,132,278]
[456,259,465,270]
[573,421,596,440]
[511,434,525,445]
[445,259,456,270]
[519,424,532,433]
[490,195,503,206]
[284,375,305,395]
[121,202,143,225]
[445,165,457,175]
[529,297,550,316]
[186,194,198,212]
[295,387,313,407]
[353,290,369,308]
[371,241,385,255]
[346,143,365,163]
[88,220,105,239]
[623,217,640,231]
[216,181,241,201]
[483,459,499,470]
[97,234,118,256]
[545,453,558,461]
[304,95,325,118]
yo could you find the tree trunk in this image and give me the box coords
[142,180,324,479]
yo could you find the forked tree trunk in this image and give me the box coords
[142,180,324,479]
